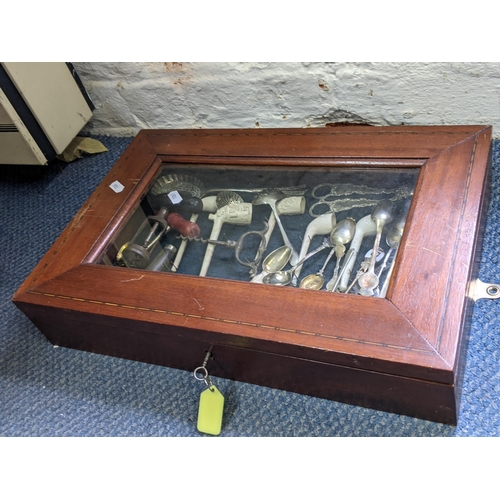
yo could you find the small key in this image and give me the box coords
[468,279,500,302]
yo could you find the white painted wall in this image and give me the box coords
[73,62,500,138]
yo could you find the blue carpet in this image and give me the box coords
[1,136,499,437]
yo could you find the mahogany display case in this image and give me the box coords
[13,126,494,425]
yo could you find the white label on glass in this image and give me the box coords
[109,180,124,193]
[168,190,183,204]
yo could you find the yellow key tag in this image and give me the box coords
[197,385,224,436]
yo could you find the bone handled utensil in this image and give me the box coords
[294,211,337,281]
[338,214,377,292]
[199,192,252,277]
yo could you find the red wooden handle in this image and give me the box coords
[166,212,201,238]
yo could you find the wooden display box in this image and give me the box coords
[13,126,493,425]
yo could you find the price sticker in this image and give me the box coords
[168,190,183,205]
[109,180,124,193]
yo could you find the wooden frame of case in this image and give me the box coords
[13,126,492,425]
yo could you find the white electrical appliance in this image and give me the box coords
[0,62,94,165]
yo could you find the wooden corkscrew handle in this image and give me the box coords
[165,212,201,238]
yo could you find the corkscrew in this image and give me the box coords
[119,207,200,269]
[178,222,269,277]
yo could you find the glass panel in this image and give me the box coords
[98,164,419,298]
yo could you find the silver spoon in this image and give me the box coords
[328,247,356,293]
[263,239,331,286]
[357,200,394,296]
[325,218,357,291]
[250,245,292,283]
[376,223,404,279]
[252,190,300,265]
[377,218,406,298]
[299,218,356,291]
[299,249,333,290]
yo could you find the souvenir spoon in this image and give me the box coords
[263,239,331,286]
[250,245,292,283]
[299,218,355,291]
[376,221,405,279]
[378,217,406,298]
[338,214,377,292]
[378,252,399,299]
[324,218,356,291]
[357,200,394,296]
[328,248,357,293]
[298,251,333,290]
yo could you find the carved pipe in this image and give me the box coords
[199,202,253,277]
[293,211,337,280]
